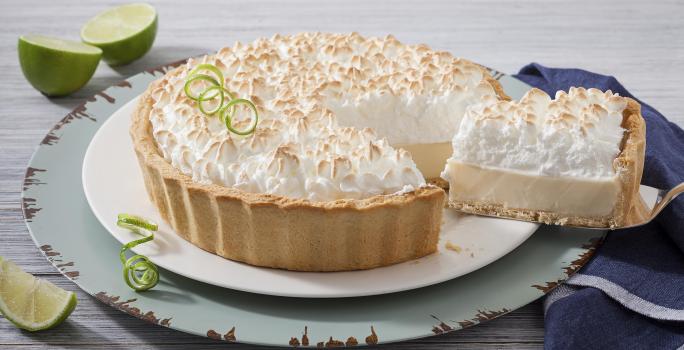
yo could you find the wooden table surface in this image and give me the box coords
[1,0,682,348]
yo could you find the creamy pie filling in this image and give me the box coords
[442,87,628,216]
[397,142,453,179]
[443,162,621,216]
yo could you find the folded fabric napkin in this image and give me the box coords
[513,64,684,349]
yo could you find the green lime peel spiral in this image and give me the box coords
[117,214,159,292]
[183,63,258,135]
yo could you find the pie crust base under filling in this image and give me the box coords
[131,86,446,271]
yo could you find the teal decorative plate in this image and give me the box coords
[22,61,604,347]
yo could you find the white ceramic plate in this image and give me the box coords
[82,97,539,298]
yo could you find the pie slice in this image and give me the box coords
[130,33,508,271]
[441,87,646,228]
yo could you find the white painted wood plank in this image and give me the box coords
[1,0,681,347]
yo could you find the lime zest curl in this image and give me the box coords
[188,63,224,87]
[183,74,221,101]
[220,98,259,136]
[197,85,225,115]
[117,213,158,232]
[198,86,237,116]
[117,214,159,292]
[183,63,258,136]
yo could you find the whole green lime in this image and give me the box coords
[80,3,158,66]
[18,35,102,97]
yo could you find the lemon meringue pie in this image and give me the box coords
[441,87,646,228]
[130,32,508,271]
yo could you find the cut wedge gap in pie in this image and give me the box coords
[130,32,508,271]
[441,87,646,228]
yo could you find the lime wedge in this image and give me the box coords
[18,35,102,97]
[0,257,77,331]
[80,3,158,66]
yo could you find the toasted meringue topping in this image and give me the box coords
[149,32,499,201]
[445,87,628,178]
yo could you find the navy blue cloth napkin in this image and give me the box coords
[513,64,684,349]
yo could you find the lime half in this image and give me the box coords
[18,35,102,97]
[81,3,158,66]
[0,257,77,331]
